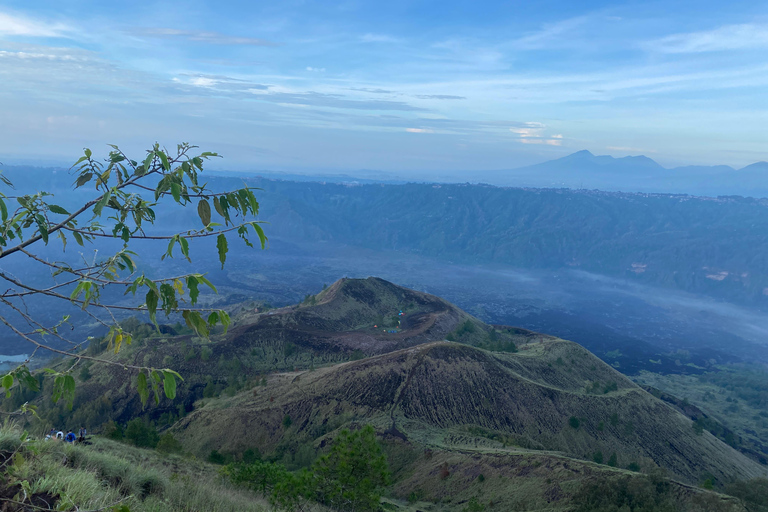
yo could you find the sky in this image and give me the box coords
[1,0,767,175]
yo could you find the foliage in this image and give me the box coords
[724,478,768,512]
[124,418,160,448]
[569,416,581,430]
[571,472,679,512]
[0,143,266,409]
[226,425,390,511]
[156,432,182,453]
[304,425,390,510]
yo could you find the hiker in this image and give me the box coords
[56,430,64,440]
[78,426,87,443]
[65,430,76,443]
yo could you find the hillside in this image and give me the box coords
[8,278,529,429]
[5,277,765,510]
[211,177,768,308]
[225,276,525,356]
[174,339,766,488]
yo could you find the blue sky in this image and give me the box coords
[1,0,767,174]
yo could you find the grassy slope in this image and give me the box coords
[633,369,768,460]
[10,277,527,431]
[174,339,766,490]
[0,425,270,512]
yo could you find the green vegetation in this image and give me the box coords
[571,470,741,512]
[0,424,267,512]
[724,478,768,512]
[227,425,389,511]
[634,365,768,462]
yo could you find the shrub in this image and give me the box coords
[102,421,124,440]
[724,477,768,512]
[124,419,159,448]
[242,448,260,464]
[156,432,182,453]
[569,416,581,430]
[572,473,677,512]
[208,450,227,465]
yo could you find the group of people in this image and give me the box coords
[46,426,87,443]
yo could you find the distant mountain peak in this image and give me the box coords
[739,161,768,172]
[560,149,595,160]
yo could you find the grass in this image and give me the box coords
[0,423,270,512]
[633,369,768,460]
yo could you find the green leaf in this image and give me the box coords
[84,148,92,159]
[196,275,217,294]
[216,233,228,269]
[158,151,170,171]
[0,199,7,222]
[48,204,70,215]
[213,195,225,220]
[75,173,93,188]
[198,199,211,226]
[179,236,190,262]
[137,372,149,407]
[120,253,135,273]
[163,371,177,400]
[150,370,161,405]
[251,222,267,249]
[73,231,84,246]
[170,182,181,203]
[93,191,111,217]
[2,374,12,397]
[187,276,200,304]
[219,310,231,334]
[146,289,159,326]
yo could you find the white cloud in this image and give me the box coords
[0,11,69,37]
[510,123,561,145]
[130,28,277,46]
[406,128,434,133]
[509,122,546,138]
[361,33,400,43]
[306,66,326,72]
[647,23,768,53]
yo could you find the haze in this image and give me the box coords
[2,0,768,174]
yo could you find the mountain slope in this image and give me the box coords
[174,339,766,486]
[224,276,520,356]
[12,278,530,428]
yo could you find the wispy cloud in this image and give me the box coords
[0,11,70,37]
[510,123,562,145]
[306,66,326,72]
[129,28,278,46]
[415,94,466,100]
[513,16,589,49]
[647,23,768,53]
[406,128,434,133]
[350,87,394,94]
[361,33,400,43]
